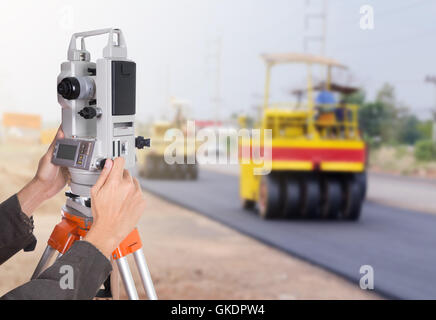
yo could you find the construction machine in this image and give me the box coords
[140,97,198,180]
[239,53,367,220]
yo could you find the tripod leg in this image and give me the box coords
[110,260,120,300]
[133,248,158,300]
[31,245,56,280]
[116,257,139,300]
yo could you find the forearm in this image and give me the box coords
[1,241,112,300]
[17,178,49,217]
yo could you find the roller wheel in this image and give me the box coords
[181,164,191,180]
[159,161,170,179]
[175,164,187,180]
[320,178,342,219]
[188,164,199,180]
[355,172,367,200]
[258,175,282,219]
[173,165,182,179]
[171,164,180,179]
[301,176,321,218]
[342,177,363,221]
[283,177,302,218]
[242,199,256,210]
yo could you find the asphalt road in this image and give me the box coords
[139,170,436,299]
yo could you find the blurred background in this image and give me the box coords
[2,0,436,172]
[1,0,436,300]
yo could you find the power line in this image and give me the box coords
[321,1,436,54]
[303,0,328,54]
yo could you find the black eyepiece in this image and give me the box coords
[57,77,80,100]
[135,136,151,149]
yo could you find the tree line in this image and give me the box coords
[343,83,435,161]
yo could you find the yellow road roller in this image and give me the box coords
[239,53,367,220]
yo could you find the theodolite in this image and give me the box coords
[31,28,156,300]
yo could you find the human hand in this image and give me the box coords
[84,158,146,258]
[18,126,70,216]
[34,127,70,198]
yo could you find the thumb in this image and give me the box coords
[47,126,64,157]
[92,159,113,194]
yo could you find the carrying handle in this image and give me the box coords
[67,28,127,61]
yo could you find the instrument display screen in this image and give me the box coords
[57,144,77,160]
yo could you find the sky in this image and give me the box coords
[0,0,435,125]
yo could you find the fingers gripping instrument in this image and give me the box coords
[32,29,156,300]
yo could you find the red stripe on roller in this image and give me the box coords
[240,146,366,163]
[272,147,365,163]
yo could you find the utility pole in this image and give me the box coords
[303,0,329,55]
[425,75,436,142]
[163,64,171,121]
[205,37,222,125]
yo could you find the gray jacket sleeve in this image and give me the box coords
[1,241,112,300]
[0,195,37,264]
[0,194,112,300]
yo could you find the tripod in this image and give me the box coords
[31,202,157,300]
